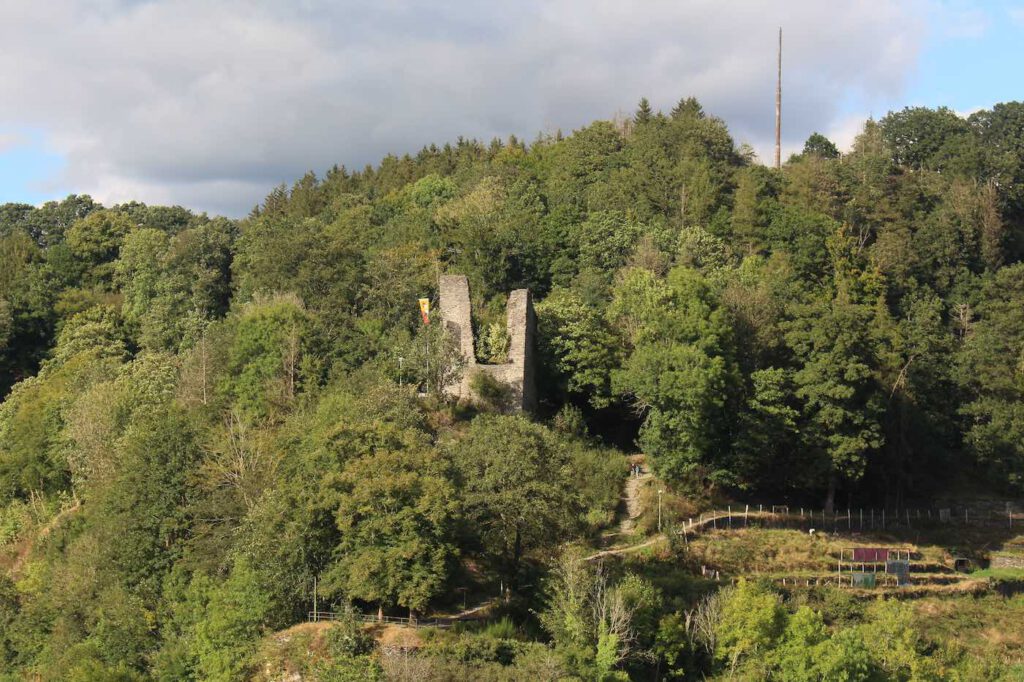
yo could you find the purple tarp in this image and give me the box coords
[852,548,889,562]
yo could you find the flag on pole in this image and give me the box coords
[418,298,430,325]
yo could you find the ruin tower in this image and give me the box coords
[438,275,536,412]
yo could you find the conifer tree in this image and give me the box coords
[671,96,704,119]
[635,97,653,125]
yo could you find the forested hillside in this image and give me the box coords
[1,98,1024,680]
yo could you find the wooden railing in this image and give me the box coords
[674,504,1021,535]
[308,610,454,628]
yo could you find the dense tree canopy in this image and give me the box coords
[1,97,1024,679]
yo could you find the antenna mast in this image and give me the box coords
[774,27,782,169]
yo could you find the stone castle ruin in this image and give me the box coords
[438,275,536,412]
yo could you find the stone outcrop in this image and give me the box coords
[438,275,536,412]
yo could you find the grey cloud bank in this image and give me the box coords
[0,0,924,217]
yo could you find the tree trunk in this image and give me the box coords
[824,475,836,515]
[200,331,208,405]
[509,528,523,596]
[377,604,383,622]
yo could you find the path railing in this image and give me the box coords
[308,610,454,629]
[676,503,1021,536]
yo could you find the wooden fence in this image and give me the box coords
[308,610,454,629]
[676,503,1020,536]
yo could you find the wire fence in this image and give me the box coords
[307,501,1021,625]
[676,503,1021,536]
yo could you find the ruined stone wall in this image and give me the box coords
[437,274,536,412]
[439,275,475,361]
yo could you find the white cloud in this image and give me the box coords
[928,0,991,38]
[0,0,928,216]
[0,132,24,154]
[823,114,871,155]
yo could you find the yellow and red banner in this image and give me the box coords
[418,298,430,325]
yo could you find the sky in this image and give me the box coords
[0,0,1021,218]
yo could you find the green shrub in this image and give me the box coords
[552,404,587,437]
[477,322,510,364]
[469,370,514,411]
[0,501,30,546]
[481,617,520,641]
[713,579,785,672]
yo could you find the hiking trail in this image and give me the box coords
[618,466,651,535]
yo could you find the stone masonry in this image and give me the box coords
[438,275,536,412]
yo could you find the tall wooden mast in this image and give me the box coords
[774,27,782,169]
[774,27,782,168]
